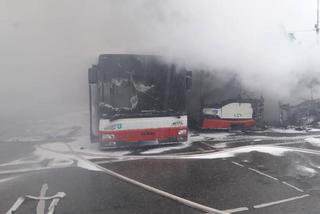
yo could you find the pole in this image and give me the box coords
[317,0,319,34]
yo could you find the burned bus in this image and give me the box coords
[188,71,264,130]
[199,98,264,130]
[88,54,192,148]
[279,99,320,127]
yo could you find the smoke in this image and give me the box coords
[1,0,320,122]
[107,0,320,103]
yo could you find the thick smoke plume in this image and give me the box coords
[1,0,320,122]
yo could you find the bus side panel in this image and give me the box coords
[201,119,256,129]
[89,83,100,142]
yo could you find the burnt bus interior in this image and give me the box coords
[279,99,320,127]
[187,71,264,129]
[88,54,192,142]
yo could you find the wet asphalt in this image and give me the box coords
[101,158,299,210]
[2,130,320,213]
[0,167,202,214]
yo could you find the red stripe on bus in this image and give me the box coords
[99,126,188,142]
[202,119,256,129]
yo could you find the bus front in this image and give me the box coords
[89,54,191,148]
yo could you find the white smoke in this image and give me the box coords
[105,0,320,103]
[1,0,319,122]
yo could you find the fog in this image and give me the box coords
[1,0,319,123]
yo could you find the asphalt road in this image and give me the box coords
[2,130,320,213]
[0,167,202,214]
[99,155,320,213]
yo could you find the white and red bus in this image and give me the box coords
[201,101,260,130]
[187,71,264,130]
[88,54,192,148]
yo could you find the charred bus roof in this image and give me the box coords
[96,54,167,80]
[89,54,190,119]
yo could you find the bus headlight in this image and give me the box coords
[102,134,115,141]
[178,129,187,136]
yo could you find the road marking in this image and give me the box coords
[231,161,244,167]
[62,143,228,214]
[281,181,304,192]
[98,166,228,214]
[39,143,312,212]
[47,196,63,214]
[248,168,279,181]
[253,194,310,209]
[232,161,305,193]
[36,183,48,214]
[223,207,249,213]
[6,192,66,214]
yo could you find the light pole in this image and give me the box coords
[316,0,320,34]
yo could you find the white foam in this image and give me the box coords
[305,137,320,146]
[141,142,191,154]
[213,142,227,149]
[308,128,320,132]
[189,132,232,143]
[185,145,291,159]
[296,165,317,177]
[268,128,306,134]
[34,144,103,171]
[76,160,101,171]
[200,132,233,139]
[67,136,131,158]
[33,144,76,167]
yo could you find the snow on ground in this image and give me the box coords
[305,137,320,146]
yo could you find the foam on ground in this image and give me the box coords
[141,142,191,154]
[268,128,306,134]
[185,145,292,159]
[305,137,320,146]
